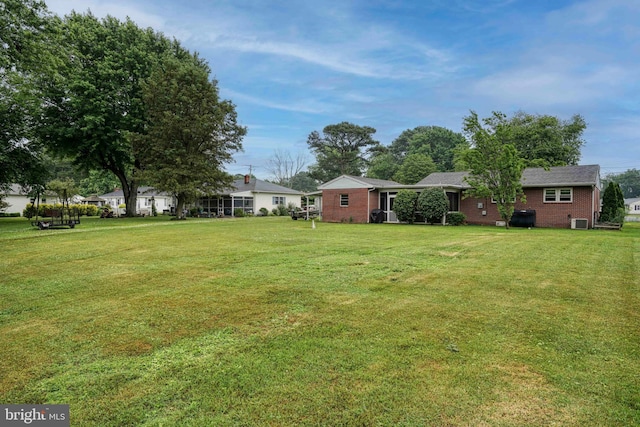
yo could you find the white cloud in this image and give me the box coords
[223,89,333,115]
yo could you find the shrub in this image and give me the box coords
[394,190,418,223]
[85,205,99,216]
[234,208,246,217]
[277,204,288,216]
[271,207,279,216]
[23,204,38,219]
[258,207,269,216]
[446,212,466,226]
[0,212,20,217]
[417,188,449,223]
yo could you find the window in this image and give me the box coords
[272,196,285,205]
[340,194,349,207]
[634,205,640,211]
[544,188,572,203]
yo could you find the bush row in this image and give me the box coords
[23,203,100,218]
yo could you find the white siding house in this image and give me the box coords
[100,187,175,215]
[1,185,32,215]
[196,176,304,217]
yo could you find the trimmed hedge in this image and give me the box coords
[446,212,466,226]
[23,203,100,218]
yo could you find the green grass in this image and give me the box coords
[1,216,638,426]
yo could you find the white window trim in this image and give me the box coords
[340,194,349,207]
[544,187,573,203]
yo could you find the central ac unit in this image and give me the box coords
[571,218,589,230]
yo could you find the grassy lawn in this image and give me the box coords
[1,216,638,426]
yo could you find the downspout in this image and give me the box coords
[591,184,595,228]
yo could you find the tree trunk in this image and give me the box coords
[175,195,186,219]
[113,170,138,217]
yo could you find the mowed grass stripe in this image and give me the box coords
[0,216,638,426]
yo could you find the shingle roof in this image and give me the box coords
[100,186,171,198]
[416,171,470,187]
[521,165,600,187]
[345,176,401,187]
[227,178,304,195]
[416,165,600,188]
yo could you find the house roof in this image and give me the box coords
[4,184,27,195]
[83,195,106,202]
[227,178,304,195]
[416,165,601,189]
[416,171,470,188]
[318,175,400,190]
[100,186,171,198]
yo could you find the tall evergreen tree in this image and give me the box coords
[307,122,380,182]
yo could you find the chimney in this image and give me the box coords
[244,174,250,184]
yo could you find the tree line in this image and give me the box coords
[1,1,245,217]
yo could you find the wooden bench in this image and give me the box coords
[594,223,622,230]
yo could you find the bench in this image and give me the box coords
[594,223,622,230]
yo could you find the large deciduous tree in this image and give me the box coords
[38,12,177,216]
[366,152,399,181]
[0,0,52,192]
[388,126,468,172]
[393,153,437,184]
[133,54,245,218]
[462,111,526,229]
[506,111,586,166]
[307,122,380,182]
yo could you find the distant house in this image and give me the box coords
[100,187,174,215]
[625,198,640,222]
[317,165,602,228]
[196,175,304,217]
[1,185,32,215]
[82,195,107,207]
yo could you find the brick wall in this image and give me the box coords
[460,186,598,228]
[322,188,378,223]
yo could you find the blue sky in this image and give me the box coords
[45,0,639,179]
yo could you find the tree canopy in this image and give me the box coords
[307,122,380,182]
[462,111,526,228]
[38,12,179,216]
[0,0,52,193]
[604,169,640,198]
[389,126,468,171]
[503,112,586,167]
[133,54,245,218]
[393,153,437,184]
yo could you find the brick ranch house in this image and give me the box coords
[317,164,602,229]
